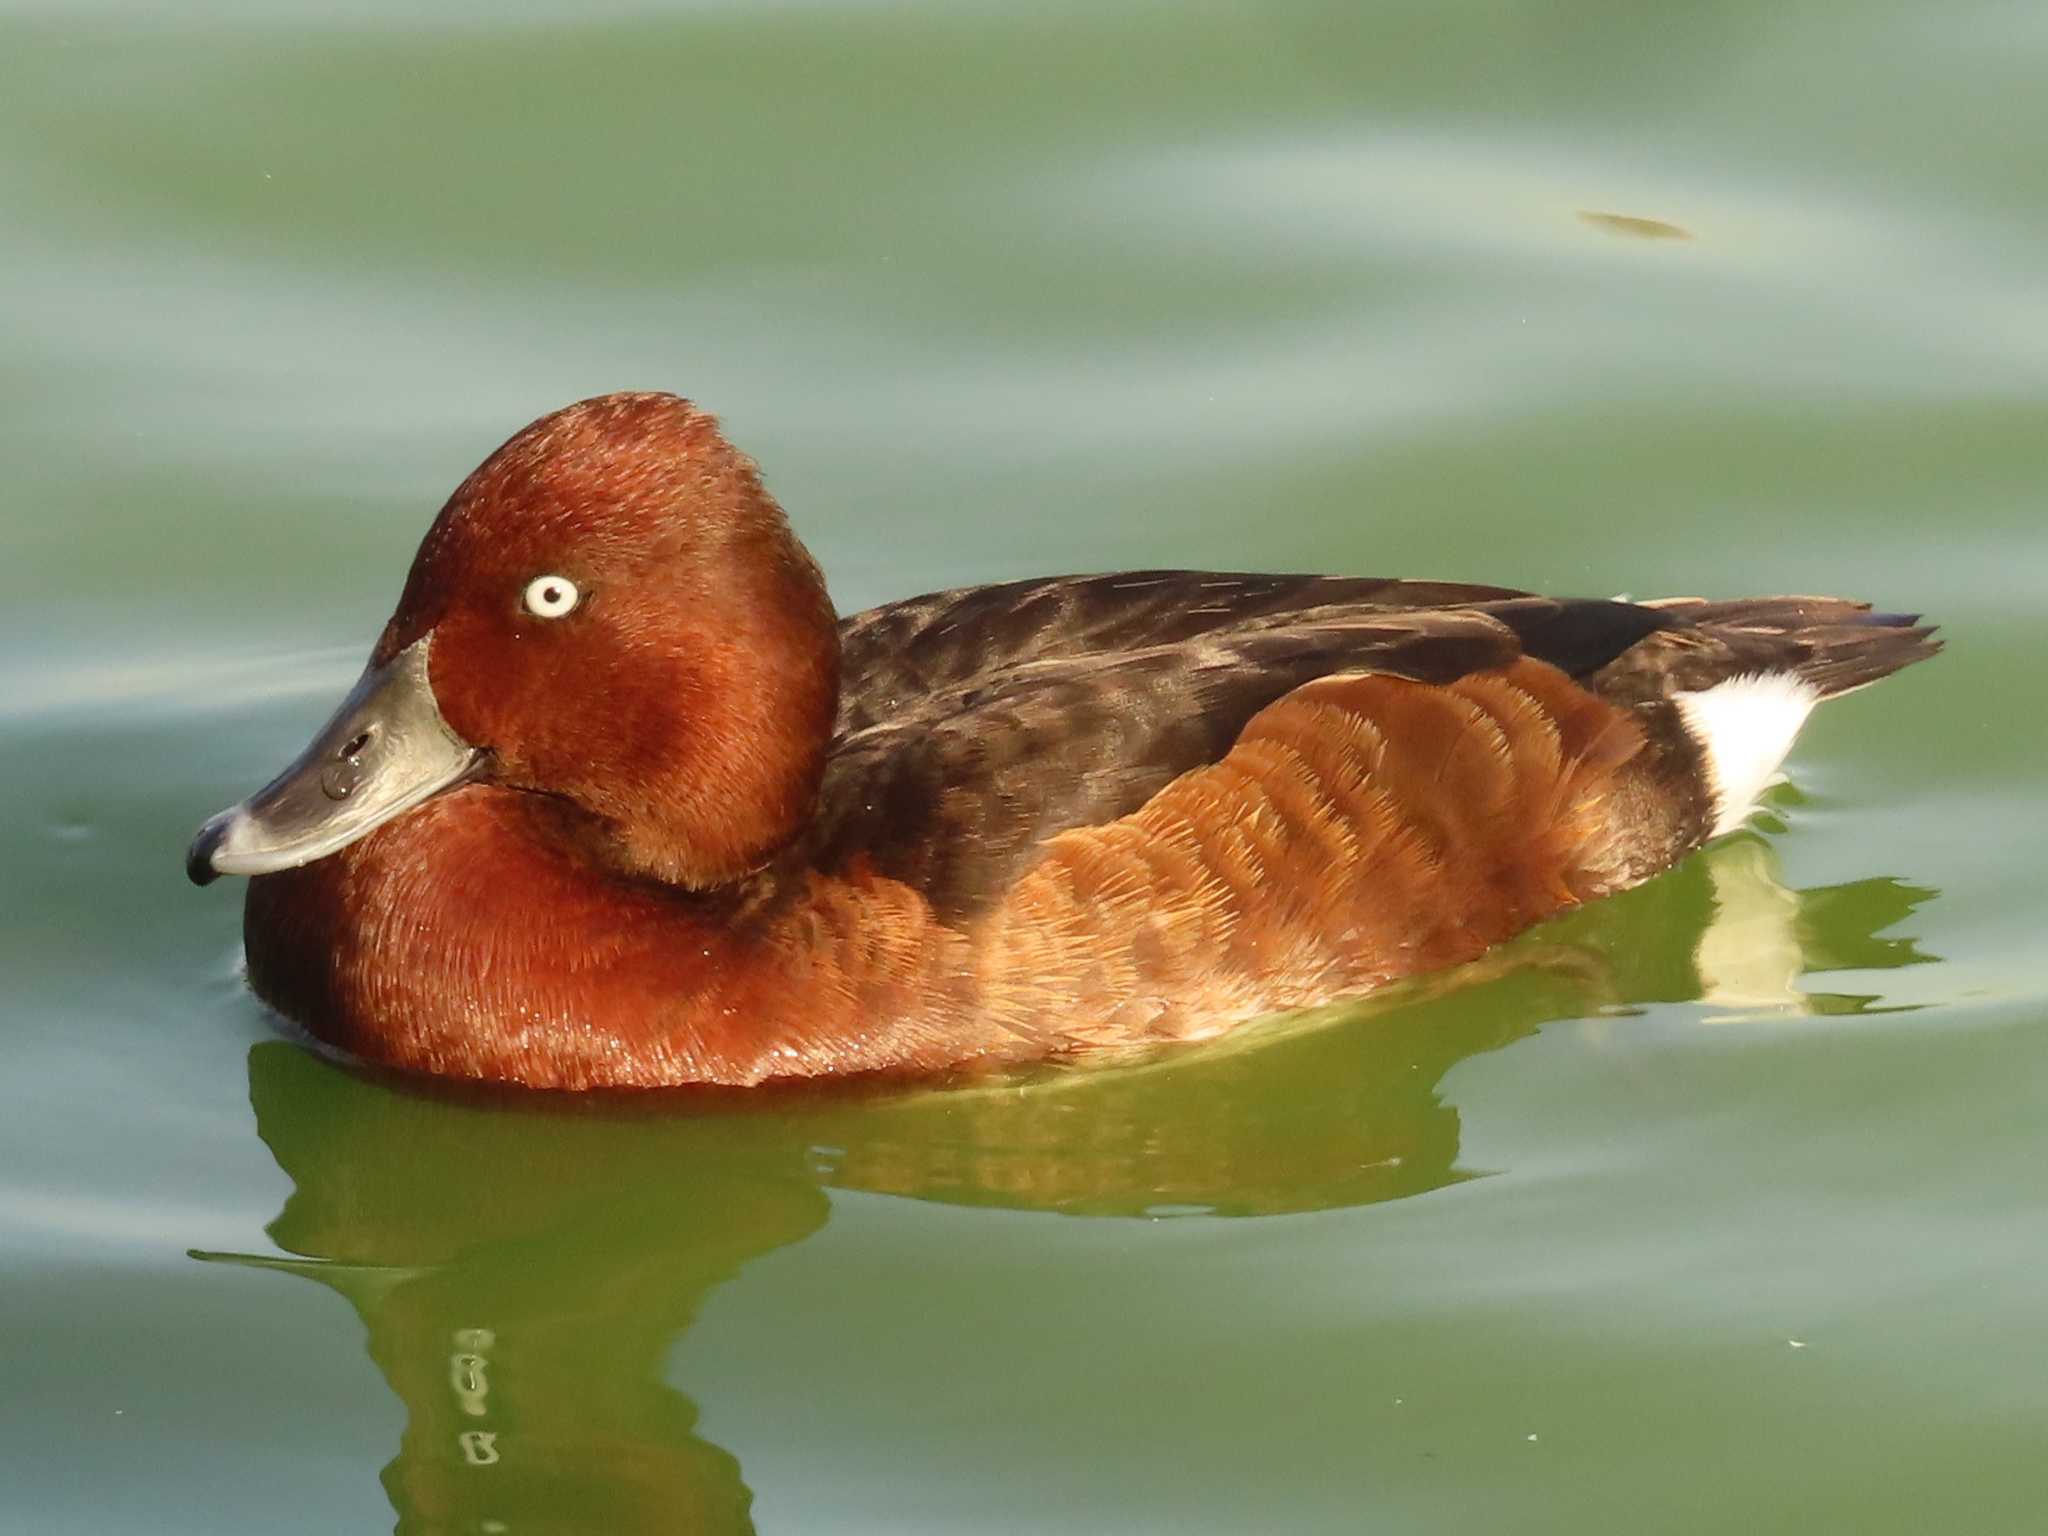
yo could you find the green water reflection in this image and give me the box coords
[202,840,1930,1535]
[12,3,2037,1526]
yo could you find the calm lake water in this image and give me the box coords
[5,2,2045,1532]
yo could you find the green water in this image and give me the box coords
[5,2,2043,1531]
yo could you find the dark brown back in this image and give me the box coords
[802,574,1677,920]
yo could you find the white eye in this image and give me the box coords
[522,574,580,619]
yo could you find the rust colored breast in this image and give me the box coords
[246,788,1009,1088]
[963,659,1653,1043]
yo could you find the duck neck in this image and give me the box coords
[566,531,843,890]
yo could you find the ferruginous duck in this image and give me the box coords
[186,392,1939,1089]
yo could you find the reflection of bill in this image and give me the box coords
[193,847,1933,1536]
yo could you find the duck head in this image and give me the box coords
[187,392,841,891]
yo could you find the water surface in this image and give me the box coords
[5,2,2044,1532]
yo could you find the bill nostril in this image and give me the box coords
[324,740,372,802]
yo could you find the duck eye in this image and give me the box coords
[522,574,580,619]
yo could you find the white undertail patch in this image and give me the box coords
[1675,673,1822,838]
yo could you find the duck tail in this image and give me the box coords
[1597,595,1940,839]
[1637,595,1943,699]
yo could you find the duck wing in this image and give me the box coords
[809,574,1676,921]
[833,572,1523,736]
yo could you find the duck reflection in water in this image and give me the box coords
[196,837,1933,1536]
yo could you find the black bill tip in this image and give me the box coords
[186,815,228,887]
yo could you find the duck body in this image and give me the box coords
[190,393,1938,1089]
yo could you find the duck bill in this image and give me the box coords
[186,636,482,886]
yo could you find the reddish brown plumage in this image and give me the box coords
[935,661,1654,1048]
[218,392,1939,1089]
[245,660,1655,1087]
[380,394,841,888]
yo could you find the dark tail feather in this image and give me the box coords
[1787,620,1942,697]
[1637,595,1942,699]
